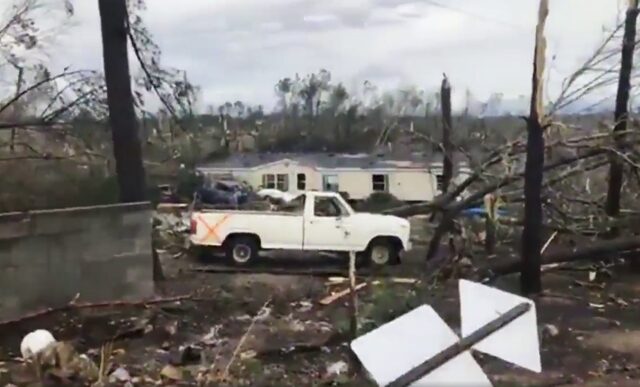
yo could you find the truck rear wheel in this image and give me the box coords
[361,238,399,267]
[224,236,259,265]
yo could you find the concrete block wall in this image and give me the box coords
[0,202,154,321]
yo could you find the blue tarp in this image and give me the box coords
[461,206,509,217]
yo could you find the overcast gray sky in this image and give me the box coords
[53,0,623,112]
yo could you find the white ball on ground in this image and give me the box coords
[20,329,56,360]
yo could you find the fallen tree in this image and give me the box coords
[480,236,640,278]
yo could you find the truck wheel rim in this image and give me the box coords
[233,245,251,262]
[371,246,390,265]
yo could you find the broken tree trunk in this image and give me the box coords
[9,66,23,153]
[605,0,639,235]
[520,0,549,296]
[98,0,147,203]
[348,251,358,339]
[484,193,497,255]
[152,238,165,282]
[441,74,454,194]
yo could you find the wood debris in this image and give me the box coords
[319,283,369,306]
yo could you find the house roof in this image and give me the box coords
[198,152,455,171]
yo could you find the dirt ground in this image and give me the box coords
[2,248,640,386]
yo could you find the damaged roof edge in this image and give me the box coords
[197,152,467,171]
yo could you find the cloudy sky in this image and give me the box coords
[51,0,624,111]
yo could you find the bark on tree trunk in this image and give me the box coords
[484,194,497,255]
[440,74,453,194]
[485,216,496,255]
[520,0,549,296]
[605,0,639,235]
[98,0,147,203]
[9,67,24,154]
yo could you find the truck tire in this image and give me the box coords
[224,236,259,265]
[361,239,399,267]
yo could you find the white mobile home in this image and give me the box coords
[197,153,469,202]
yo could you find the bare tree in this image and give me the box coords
[441,74,453,193]
[520,0,549,295]
[605,0,639,234]
[98,0,146,202]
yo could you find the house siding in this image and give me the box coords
[199,161,439,202]
[389,171,435,201]
[253,162,320,194]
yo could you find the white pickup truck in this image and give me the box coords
[189,191,411,266]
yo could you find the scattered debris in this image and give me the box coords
[326,276,419,285]
[0,295,191,327]
[240,350,257,360]
[326,360,348,377]
[319,283,369,306]
[201,325,223,346]
[221,299,272,380]
[160,364,183,381]
[574,280,605,290]
[542,324,560,338]
[108,366,131,383]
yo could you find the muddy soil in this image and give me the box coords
[1,249,640,386]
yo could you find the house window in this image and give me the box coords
[297,173,306,190]
[262,174,275,189]
[276,174,289,191]
[262,174,288,190]
[436,174,444,192]
[322,174,339,192]
[372,174,388,192]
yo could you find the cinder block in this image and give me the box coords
[116,223,145,239]
[121,210,152,228]
[0,213,31,240]
[0,295,20,310]
[32,212,86,236]
[134,237,152,254]
[126,280,154,299]
[6,235,56,267]
[125,266,152,283]
[80,228,138,261]
[47,248,82,303]
[78,260,126,301]
[0,296,22,321]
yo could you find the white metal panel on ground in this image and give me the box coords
[459,279,541,373]
[351,305,492,386]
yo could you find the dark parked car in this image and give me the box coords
[195,179,252,206]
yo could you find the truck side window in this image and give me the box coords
[314,197,346,217]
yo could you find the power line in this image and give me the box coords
[422,0,527,31]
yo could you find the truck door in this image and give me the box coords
[303,196,352,251]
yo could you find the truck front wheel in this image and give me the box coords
[224,236,259,265]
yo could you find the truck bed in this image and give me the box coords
[194,200,303,214]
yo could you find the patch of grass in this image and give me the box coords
[329,281,426,337]
[358,281,423,334]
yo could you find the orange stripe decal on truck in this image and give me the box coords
[195,214,232,244]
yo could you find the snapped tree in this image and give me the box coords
[520,0,549,295]
[605,0,639,236]
[98,0,147,203]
